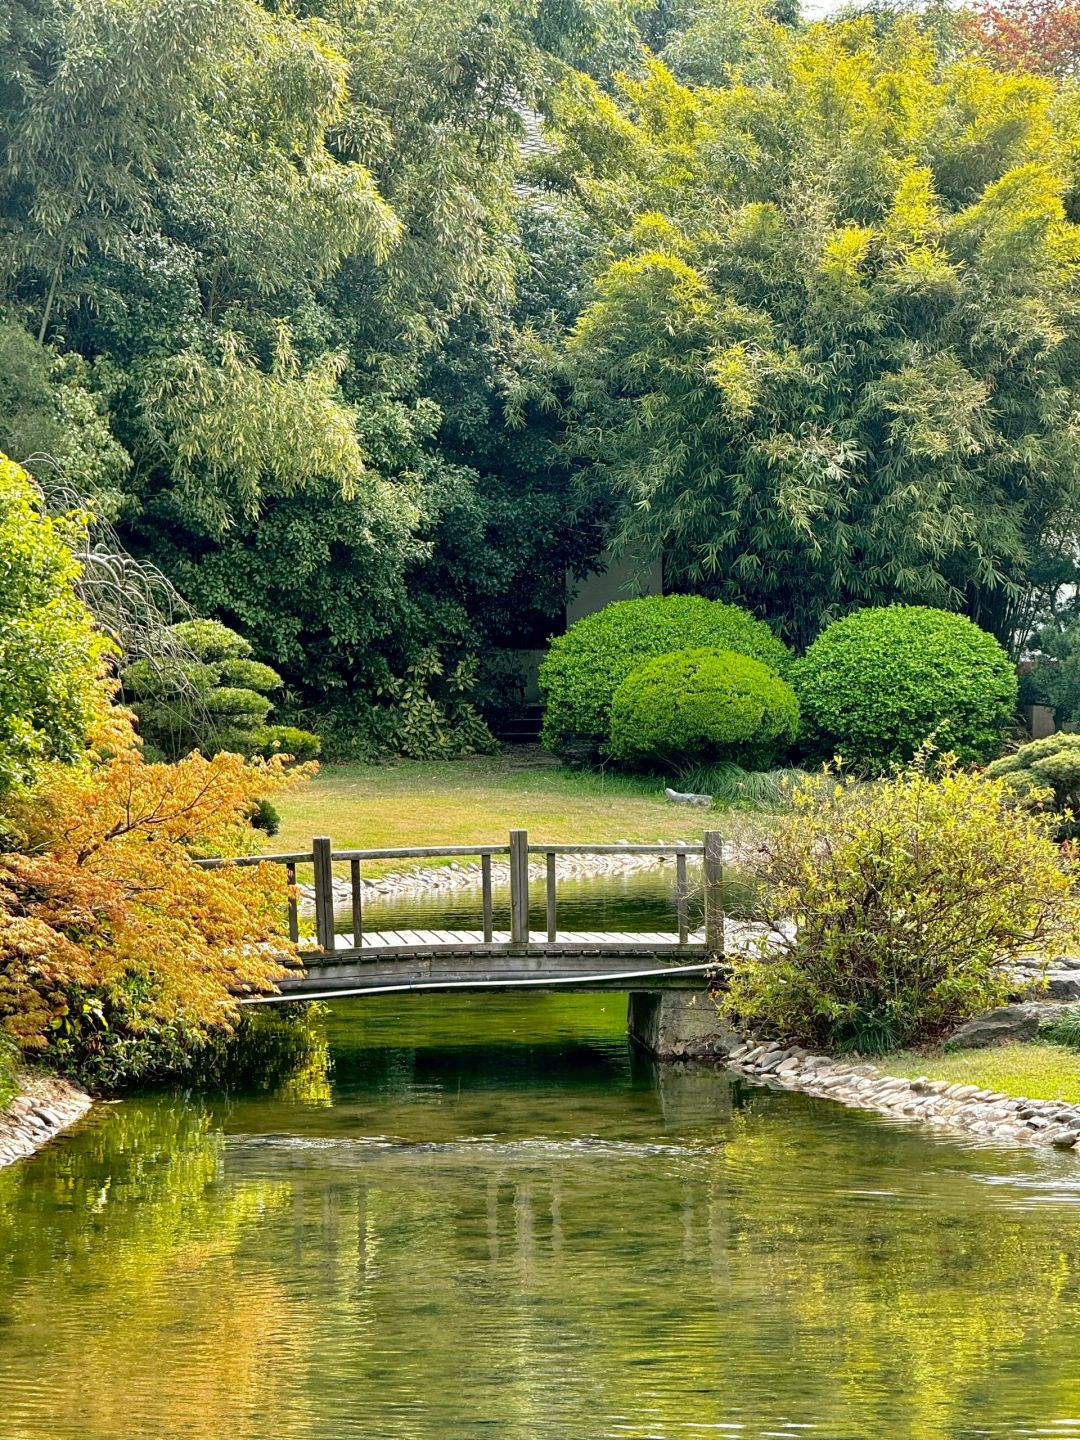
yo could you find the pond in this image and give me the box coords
[334,863,761,936]
[3,994,1080,1439]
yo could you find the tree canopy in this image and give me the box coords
[1,0,1078,748]
[543,21,1080,647]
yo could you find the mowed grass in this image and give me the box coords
[270,753,764,859]
[886,1043,1080,1104]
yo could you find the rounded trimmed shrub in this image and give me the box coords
[539,595,791,761]
[794,605,1017,769]
[609,648,800,771]
[250,723,322,763]
[986,733,1080,838]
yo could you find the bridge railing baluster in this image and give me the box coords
[286,861,300,944]
[545,852,557,942]
[481,854,493,943]
[509,829,529,945]
[350,857,363,948]
[703,830,724,957]
[312,836,335,954]
[676,849,688,946]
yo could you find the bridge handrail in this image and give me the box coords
[191,829,724,956]
[525,842,703,856]
[194,852,309,868]
[331,844,510,861]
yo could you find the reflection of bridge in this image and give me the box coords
[195,831,727,1003]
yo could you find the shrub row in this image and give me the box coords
[539,596,1018,773]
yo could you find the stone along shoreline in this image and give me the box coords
[0,1074,92,1167]
[720,1039,1080,1152]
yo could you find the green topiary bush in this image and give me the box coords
[249,797,281,836]
[249,724,322,763]
[609,648,799,771]
[539,595,791,761]
[794,605,1016,769]
[122,618,320,763]
[986,733,1080,838]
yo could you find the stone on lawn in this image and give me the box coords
[946,1005,1042,1050]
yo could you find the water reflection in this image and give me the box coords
[3,994,1080,1439]
[335,865,761,935]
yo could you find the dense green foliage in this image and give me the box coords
[121,618,321,762]
[987,733,1080,837]
[1022,616,1080,724]
[795,606,1017,769]
[725,764,1078,1052]
[0,0,612,750]
[539,595,790,759]
[543,22,1080,650]
[1,0,1077,758]
[45,989,323,1094]
[0,455,106,796]
[609,647,798,770]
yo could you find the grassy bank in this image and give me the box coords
[887,1043,1080,1104]
[270,753,767,857]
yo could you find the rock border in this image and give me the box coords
[0,1074,92,1168]
[719,1039,1080,1152]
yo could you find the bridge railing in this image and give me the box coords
[194,830,724,955]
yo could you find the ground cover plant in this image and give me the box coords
[609,648,799,772]
[723,758,1079,1053]
[794,606,1017,769]
[539,595,791,762]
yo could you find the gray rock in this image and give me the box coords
[1045,972,1080,1001]
[947,1004,1043,1050]
[663,787,713,808]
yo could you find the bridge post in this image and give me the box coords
[312,835,336,953]
[509,829,529,945]
[703,829,724,957]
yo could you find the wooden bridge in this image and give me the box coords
[194,830,728,1002]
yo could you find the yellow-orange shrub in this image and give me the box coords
[0,699,315,1062]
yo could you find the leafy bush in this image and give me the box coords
[321,649,496,761]
[0,698,316,1081]
[722,759,1079,1053]
[42,979,324,1094]
[249,724,322,763]
[609,648,799,771]
[0,454,108,796]
[249,798,281,836]
[123,617,321,762]
[795,605,1016,769]
[539,595,791,761]
[986,733,1080,838]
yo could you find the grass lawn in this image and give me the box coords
[270,752,766,859]
[886,1042,1080,1104]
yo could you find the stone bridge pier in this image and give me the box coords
[626,990,735,1060]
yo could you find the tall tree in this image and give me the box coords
[543,21,1080,648]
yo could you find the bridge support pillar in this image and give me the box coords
[626,991,737,1061]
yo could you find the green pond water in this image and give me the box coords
[332,864,760,935]
[4,993,1080,1440]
